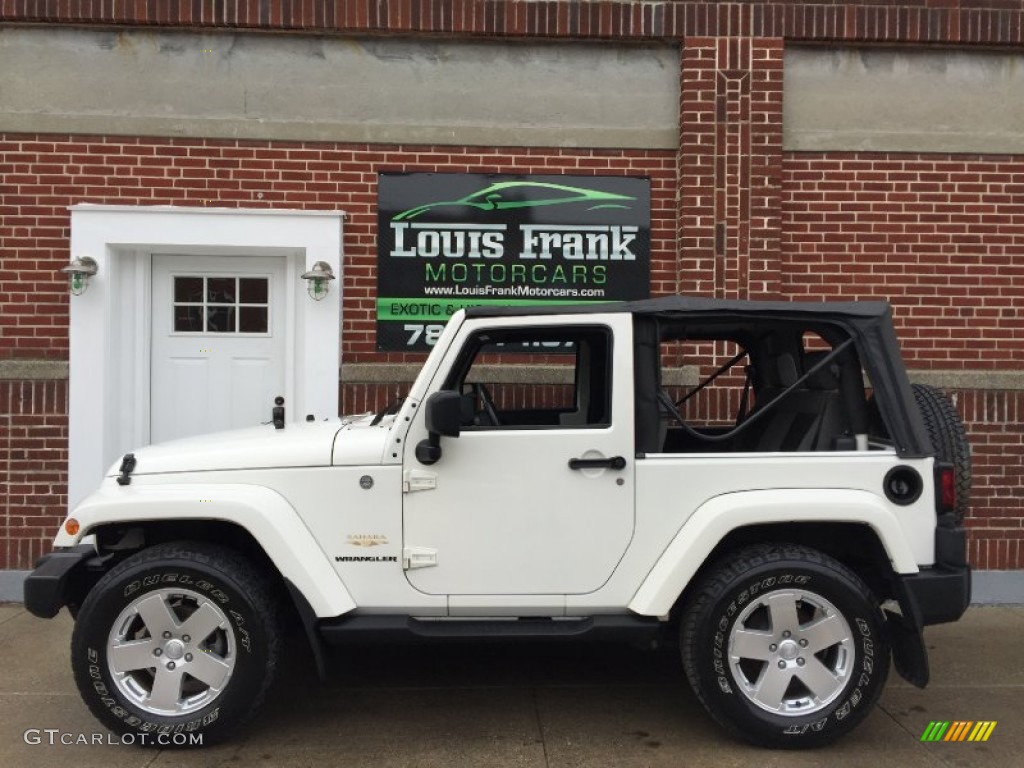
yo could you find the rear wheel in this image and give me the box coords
[681,544,889,748]
[71,542,280,746]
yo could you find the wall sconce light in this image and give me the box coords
[60,256,98,296]
[301,261,335,301]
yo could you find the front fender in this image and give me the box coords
[56,483,356,618]
[628,488,920,617]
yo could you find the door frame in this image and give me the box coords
[67,205,344,509]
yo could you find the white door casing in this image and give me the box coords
[150,255,287,443]
[67,205,344,509]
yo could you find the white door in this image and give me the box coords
[151,255,287,443]
[402,320,635,596]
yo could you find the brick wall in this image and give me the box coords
[782,153,1024,369]
[782,153,1024,569]
[0,134,677,568]
[957,390,1024,570]
[0,380,68,570]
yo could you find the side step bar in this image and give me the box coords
[318,614,664,645]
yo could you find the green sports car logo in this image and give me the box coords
[392,181,635,221]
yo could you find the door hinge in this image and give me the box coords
[403,546,438,570]
[403,469,437,493]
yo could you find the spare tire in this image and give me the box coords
[911,383,971,521]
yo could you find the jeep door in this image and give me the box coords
[402,314,636,601]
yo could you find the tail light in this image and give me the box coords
[936,463,956,517]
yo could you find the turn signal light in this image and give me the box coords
[64,518,80,536]
[937,465,956,515]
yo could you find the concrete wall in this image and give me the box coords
[785,47,1024,153]
[0,27,679,149]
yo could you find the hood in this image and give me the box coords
[108,417,392,476]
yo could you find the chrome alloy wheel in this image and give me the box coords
[106,588,236,716]
[727,589,854,716]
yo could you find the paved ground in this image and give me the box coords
[0,604,1021,768]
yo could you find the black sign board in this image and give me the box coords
[376,173,651,351]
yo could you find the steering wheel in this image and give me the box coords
[470,382,501,426]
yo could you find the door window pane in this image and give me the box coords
[173,276,203,303]
[207,277,236,303]
[206,306,236,333]
[239,278,268,304]
[173,305,203,332]
[239,306,268,333]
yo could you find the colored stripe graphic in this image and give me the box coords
[945,721,972,741]
[922,721,997,742]
[968,722,997,742]
[921,721,949,741]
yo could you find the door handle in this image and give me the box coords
[568,456,627,471]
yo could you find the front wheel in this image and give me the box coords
[71,542,280,747]
[681,544,889,748]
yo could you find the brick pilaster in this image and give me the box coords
[678,37,784,301]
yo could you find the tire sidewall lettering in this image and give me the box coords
[86,644,222,734]
[122,572,231,607]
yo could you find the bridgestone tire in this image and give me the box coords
[681,544,889,749]
[912,383,972,521]
[71,542,280,747]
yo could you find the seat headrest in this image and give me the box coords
[776,353,800,387]
[803,351,840,390]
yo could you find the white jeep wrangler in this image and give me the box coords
[25,297,971,748]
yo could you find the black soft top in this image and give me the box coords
[466,297,931,457]
[466,296,891,322]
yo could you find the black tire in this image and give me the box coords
[912,383,971,521]
[681,544,889,749]
[71,542,280,747]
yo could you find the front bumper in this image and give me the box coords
[23,545,98,619]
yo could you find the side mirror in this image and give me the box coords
[424,390,463,438]
[416,390,463,465]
